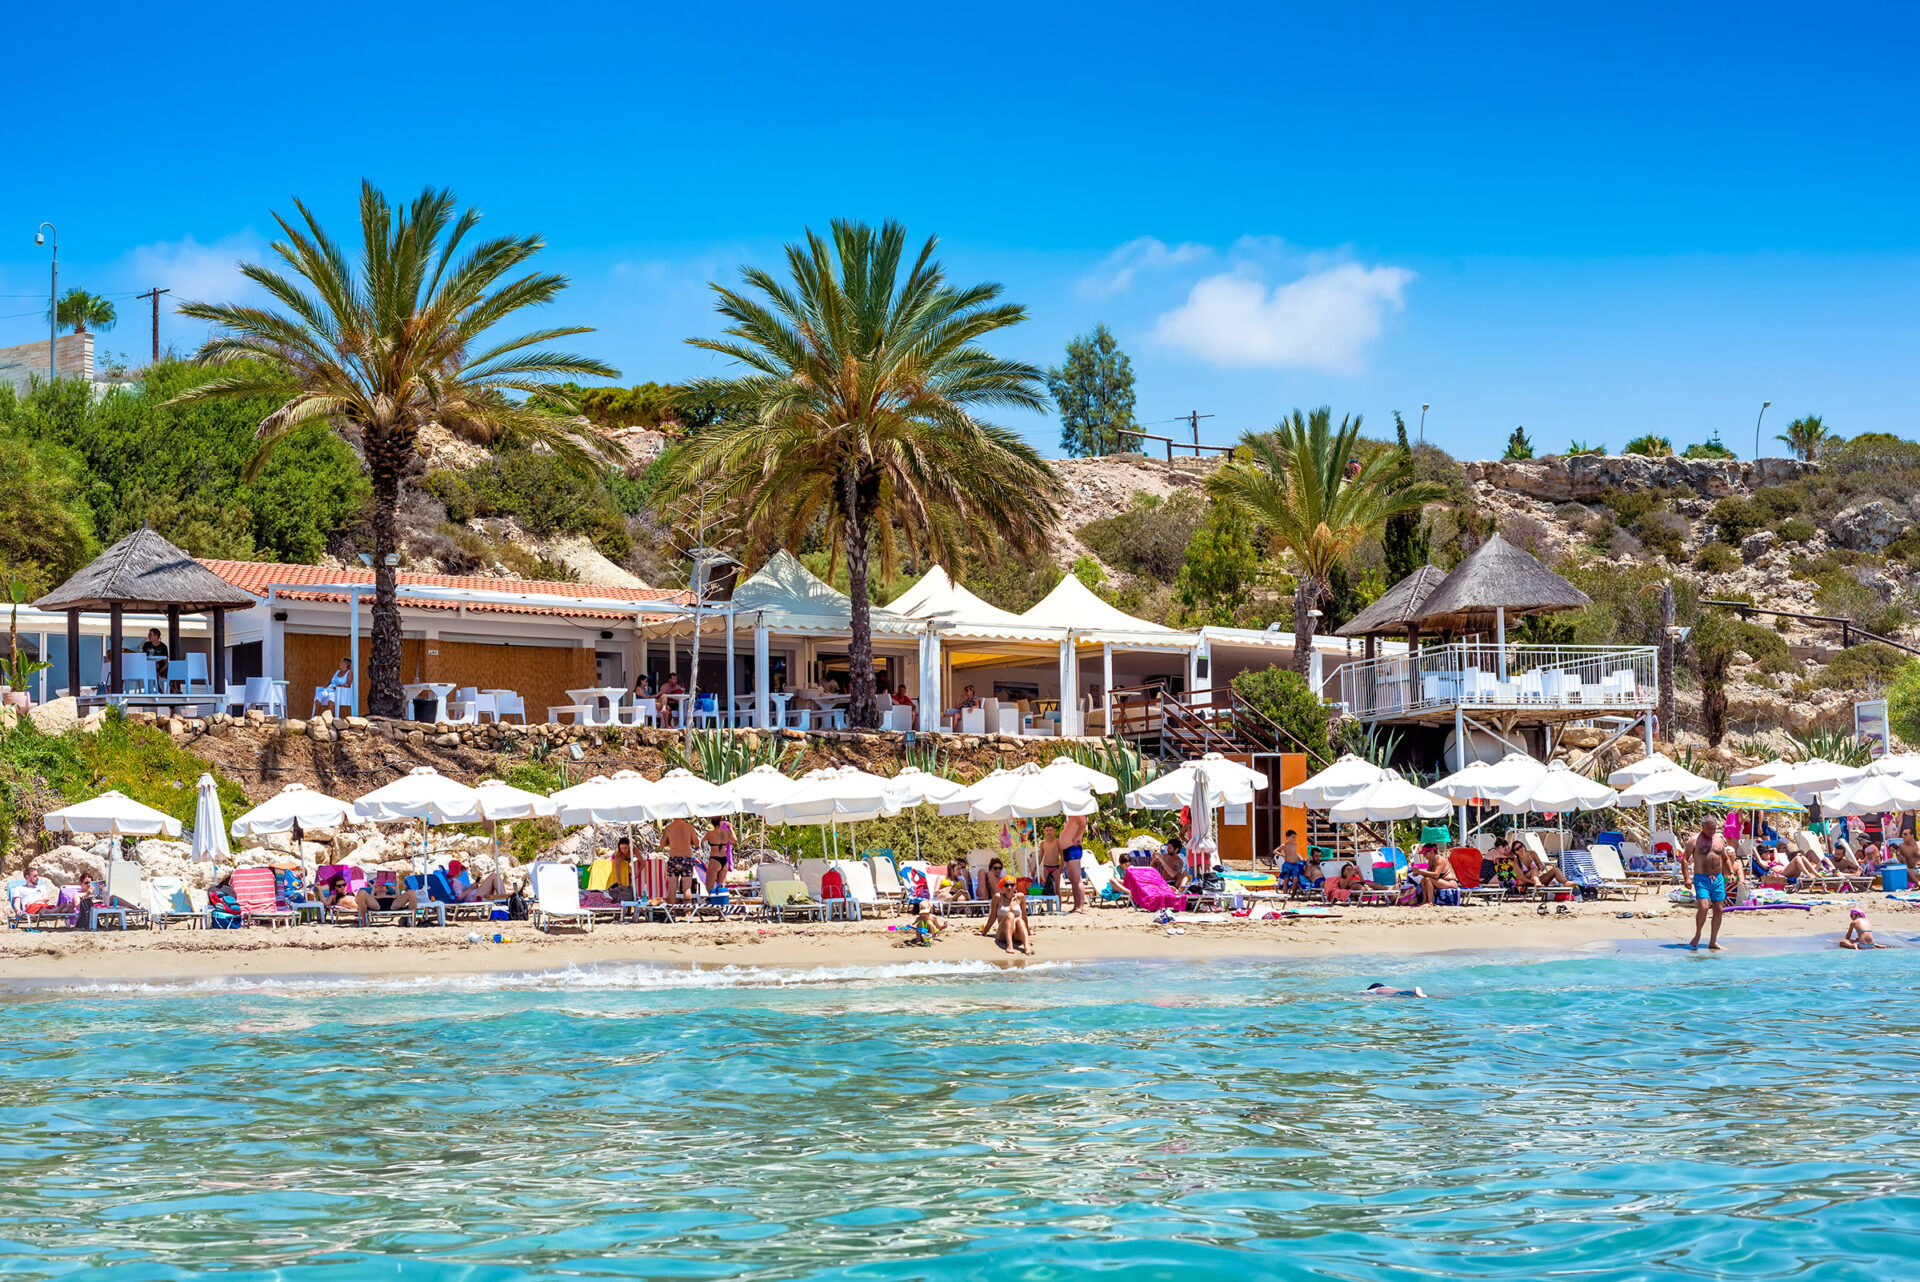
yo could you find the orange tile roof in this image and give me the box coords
[201,560,688,621]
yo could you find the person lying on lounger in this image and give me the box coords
[1514,845,1571,890]
[444,860,507,902]
[357,873,418,917]
[320,874,357,913]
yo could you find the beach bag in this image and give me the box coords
[506,890,530,920]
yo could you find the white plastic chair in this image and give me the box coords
[620,697,659,727]
[885,705,912,732]
[995,706,1021,736]
[243,676,287,717]
[961,707,985,734]
[690,694,720,728]
[176,652,211,694]
[492,692,527,724]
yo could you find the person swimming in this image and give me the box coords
[1364,982,1428,997]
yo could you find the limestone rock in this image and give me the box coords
[283,718,308,735]
[34,844,106,885]
[1829,501,1903,551]
[1465,454,1813,504]
[1740,530,1777,563]
[28,697,77,735]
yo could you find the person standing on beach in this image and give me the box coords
[662,817,699,905]
[1059,811,1089,913]
[705,818,735,894]
[1687,819,1728,951]
[1037,822,1063,896]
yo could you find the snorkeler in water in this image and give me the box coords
[1363,982,1428,998]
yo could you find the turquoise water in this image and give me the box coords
[3,945,1919,1280]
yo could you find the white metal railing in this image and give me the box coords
[1335,642,1658,721]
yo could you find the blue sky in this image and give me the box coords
[4,1,1915,459]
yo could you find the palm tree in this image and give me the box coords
[669,219,1061,728]
[170,182,617,716]
[1208,408,1445,672]
[1777,414,1835,462]
[49,288,117,334]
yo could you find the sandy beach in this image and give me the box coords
[5,897,1908,985]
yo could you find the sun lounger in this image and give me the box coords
[7,875,81,929]
[143,876,211,929]
[426,869,505,922]
[761,878,829,923]
[530,862,594,932]
[1448,849,1504,903]
[1584,846,1641,899]
[231,866,297,928]
[1558,849,1629,901]
[1121,866,1187,912]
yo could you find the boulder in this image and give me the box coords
[1829,501,1903,551]
[28,697,77,735]
[34,844,106,885]
[1740,530,1778,563]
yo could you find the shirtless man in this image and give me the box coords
[662,817,700,905]
[1152,843,1190,891]
[1687,818,1728,951]
[1059,811,1089,912]
[1037,823,1064,896]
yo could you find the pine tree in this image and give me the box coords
[1382,411,1430,581]
[1046,324,1137,457]
[1503,426,1534,460]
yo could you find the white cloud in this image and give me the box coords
[1079,236,1211,298]
[1151,261,1414,374]
[123,233,266,309]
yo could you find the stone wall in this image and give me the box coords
[0,332,93,391]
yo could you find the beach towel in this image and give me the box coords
[1121,866,1187,913]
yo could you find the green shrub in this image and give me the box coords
[1752,487,1803,520]
[1890,659,1920,749]
[1555,560,1701,647]
[1624,433,1672,456]
[1812,571,1908,636]
[1731,620,1793,673]
[421,449,631,558]
[1229,666,1332,761]
[1632,510,1687,559]
[1683,436,1736,459]
[1885,527,1920,567]
[1774,517,1816,543]
[1813,642,1909,691]
[1554,502,1591,526]
[1693,542,1740,573]
[1708,496,1765,545]
[1077,493,1207,581]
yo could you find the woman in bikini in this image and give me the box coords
[705,818,735,895]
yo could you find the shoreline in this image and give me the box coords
[6,899,1907,987]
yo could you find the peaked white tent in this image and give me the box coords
[1019,574,1199,733]
[889,566,1037,631]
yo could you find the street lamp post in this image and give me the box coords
[1418,403,1430,445]
[1753,400,1771,461]
[35,223,57,383]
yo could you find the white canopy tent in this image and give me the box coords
[1018,574,1198,735]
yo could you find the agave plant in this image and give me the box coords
[901,740,958,780]
[1066,739,1177,842]
[664,730,804,782]
[1788,727,1875,768]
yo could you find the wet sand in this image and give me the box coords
[6,896,1908,985]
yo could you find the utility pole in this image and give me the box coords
[1183,410,1214,456]
[35,223,57,382]
[136,288,170,365]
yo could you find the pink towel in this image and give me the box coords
[1122,866,1187,912]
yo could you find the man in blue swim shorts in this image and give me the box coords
[1687,819,1728,951]
[1060,812,1088,913]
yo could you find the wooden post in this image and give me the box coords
[108,604,123,694]
[211,609,227,700]
[166,605,181,693]
[66,609,80,699]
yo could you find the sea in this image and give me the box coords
[3,942,1917,1280]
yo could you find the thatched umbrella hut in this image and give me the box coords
[1408,532,1590,675]
[33,526,257,703]
[1336,562,1449,659]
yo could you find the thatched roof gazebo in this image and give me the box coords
[1336,563,1450,657]
[1408,532,1590,665]
[34,526,257,703]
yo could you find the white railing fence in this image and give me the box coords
[1336,643,1658,720]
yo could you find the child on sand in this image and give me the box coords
[1838,909,1878,950]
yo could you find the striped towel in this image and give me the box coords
[1561,850,1603,888]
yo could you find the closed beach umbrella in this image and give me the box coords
[1188,771,1216,870]
[192,774,230,864]
[1608,753,1679,788]
[1497,761,1618,816]
[231,782,359,840]
[354,766,483,825]
[1818,764,1920,817]
[1279,753,1389,808]
[1327,771,1451,823]
[1127,752,1268,810]
[44,790,183,839]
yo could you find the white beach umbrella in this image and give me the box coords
[231,782,359,841]
[1818,763,1920,817]
[550,774,621,827]
[1496,761,1619,816]
[353,766,483,825]
[191,774,231,864]
[1475,751,1549,799]
[1038,755,1119,796]
[44,790,183,839]
[1429,759,1505,804]
[887,765,968,808]
[727,764,808,815]
[1279,753,1390,809]
[1126,752,1268,810]
[1730,759,1792,786]
[1763,759,1866,802]
[472,779,559,822]
[637,768,740,821]
[1878,752,1920,782]
[764,766,901,826]
[940,762,1098,823]
[1616,766,1722,806]
[1327,771,1452,823]
[1608,753,1680,788]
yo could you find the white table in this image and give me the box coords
[402,682,458,723]
[662,692,691,726]
[768,691,794,728]
[567,687,629,726]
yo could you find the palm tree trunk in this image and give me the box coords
[843,469,880,729]
[366,440,406,718]
[1292,573,1321,675]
